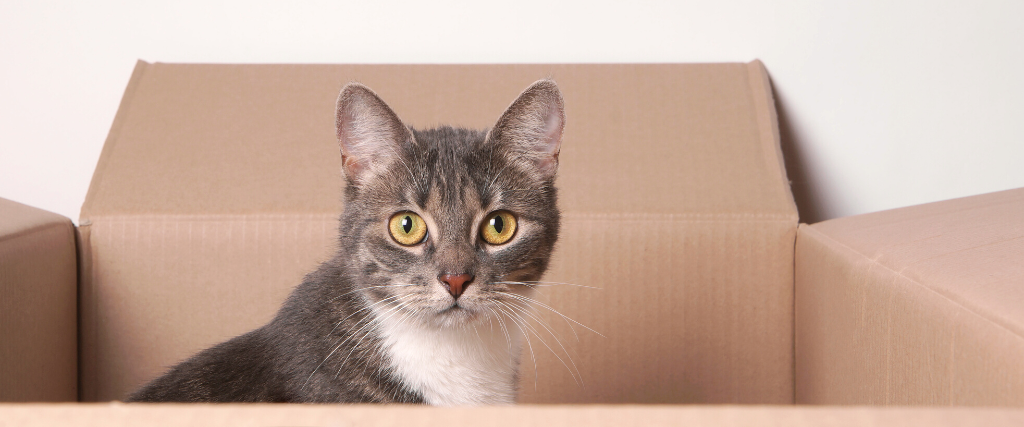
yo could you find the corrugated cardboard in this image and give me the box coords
[78,61,798,403]
[0,198,78,401]
[795,188,1024,405]
[8,60,1024,423]
[3,404,1024,427]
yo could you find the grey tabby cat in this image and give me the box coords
[127,79,565,405]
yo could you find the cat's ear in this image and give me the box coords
[335,83,415,184]
[487,79,565,179]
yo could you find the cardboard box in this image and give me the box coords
[3,61,1024,424]
[0,198,78,402]
[796,188,1024,405]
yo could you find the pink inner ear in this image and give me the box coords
[541,107,564,156]
[335,84,413,183]
[341,154,365,180]
[532,104,564,176]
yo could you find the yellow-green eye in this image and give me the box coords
[389,212,427,246]
[481,211,517,245]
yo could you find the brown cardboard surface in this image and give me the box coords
[79,61,798,403]
[77,215,340,401]
[795,188,1024,405]
[3,404,1024,427]
[82,62,795,218]
[0,198,78,401]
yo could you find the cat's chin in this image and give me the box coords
[424,304,488,329]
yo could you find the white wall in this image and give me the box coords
[2,1,1022,223]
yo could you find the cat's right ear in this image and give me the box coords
[335,83,414,184]
[486,79,565,180]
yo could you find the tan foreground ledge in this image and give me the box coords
[2,403,1024,426]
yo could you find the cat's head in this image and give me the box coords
[334,80,564,328]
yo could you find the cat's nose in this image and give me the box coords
[439,273,474,299]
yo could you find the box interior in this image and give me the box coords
[77,61,798,403]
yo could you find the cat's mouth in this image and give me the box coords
[433,301,485,325]
[439,301,470,314]
[440,303,462,312]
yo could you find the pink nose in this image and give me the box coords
[439,273,474,299]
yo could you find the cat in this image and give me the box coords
[126,79,565,405]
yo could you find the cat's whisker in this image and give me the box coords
[323,284,427,342]
[490,304,539,390]
[322,295,412,369]
[497,307,581,389]
[521,308,583,388]
[358,299,420,378]
[472,322,482,341]
[498,291,605,339]
[493,280,602,290]
[302,295,409,389]
[497,290,579,343]
[328,283,423,303]
[494,301,582,388]
[325,294,403,340]
[500,297,577,356]
[506,298,586,388]
[519,280,600,290]
[491,287,576,337]
[483,306,514,361]
[334,296,416,379]
[479,306,509,368]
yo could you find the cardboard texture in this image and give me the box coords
[796,188,1024,405]
[3,404,1024,427]
[6,60,1024,423]
[77,61,798,403]
[0,198,78,401]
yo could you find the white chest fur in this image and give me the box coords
[376,311,524,406]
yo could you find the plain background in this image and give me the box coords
[2,1,1022,224]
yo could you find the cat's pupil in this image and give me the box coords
[491,216,504,233]
[402,216,412,234]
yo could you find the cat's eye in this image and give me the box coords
[389,212,427,246]
[480,211,517,245]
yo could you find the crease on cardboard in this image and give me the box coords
[910,235,1024,261]
[739,60,803,401]
[0,219,72,245]
[790,224,804,404]
[814,188,1024,234]
[81,60,151,221]
[83,213,343,223]
[76,222,95,402]
[0,198,75,242]
[948,309,959,404]
[883,268,896,405]
[745,60,798,221]
[71,221,85,402]
[81,212,799,224]
[564,212,798,221]
[801,224,1024,342]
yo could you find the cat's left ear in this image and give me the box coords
[487,79,565,179]
[335,83,415,185]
